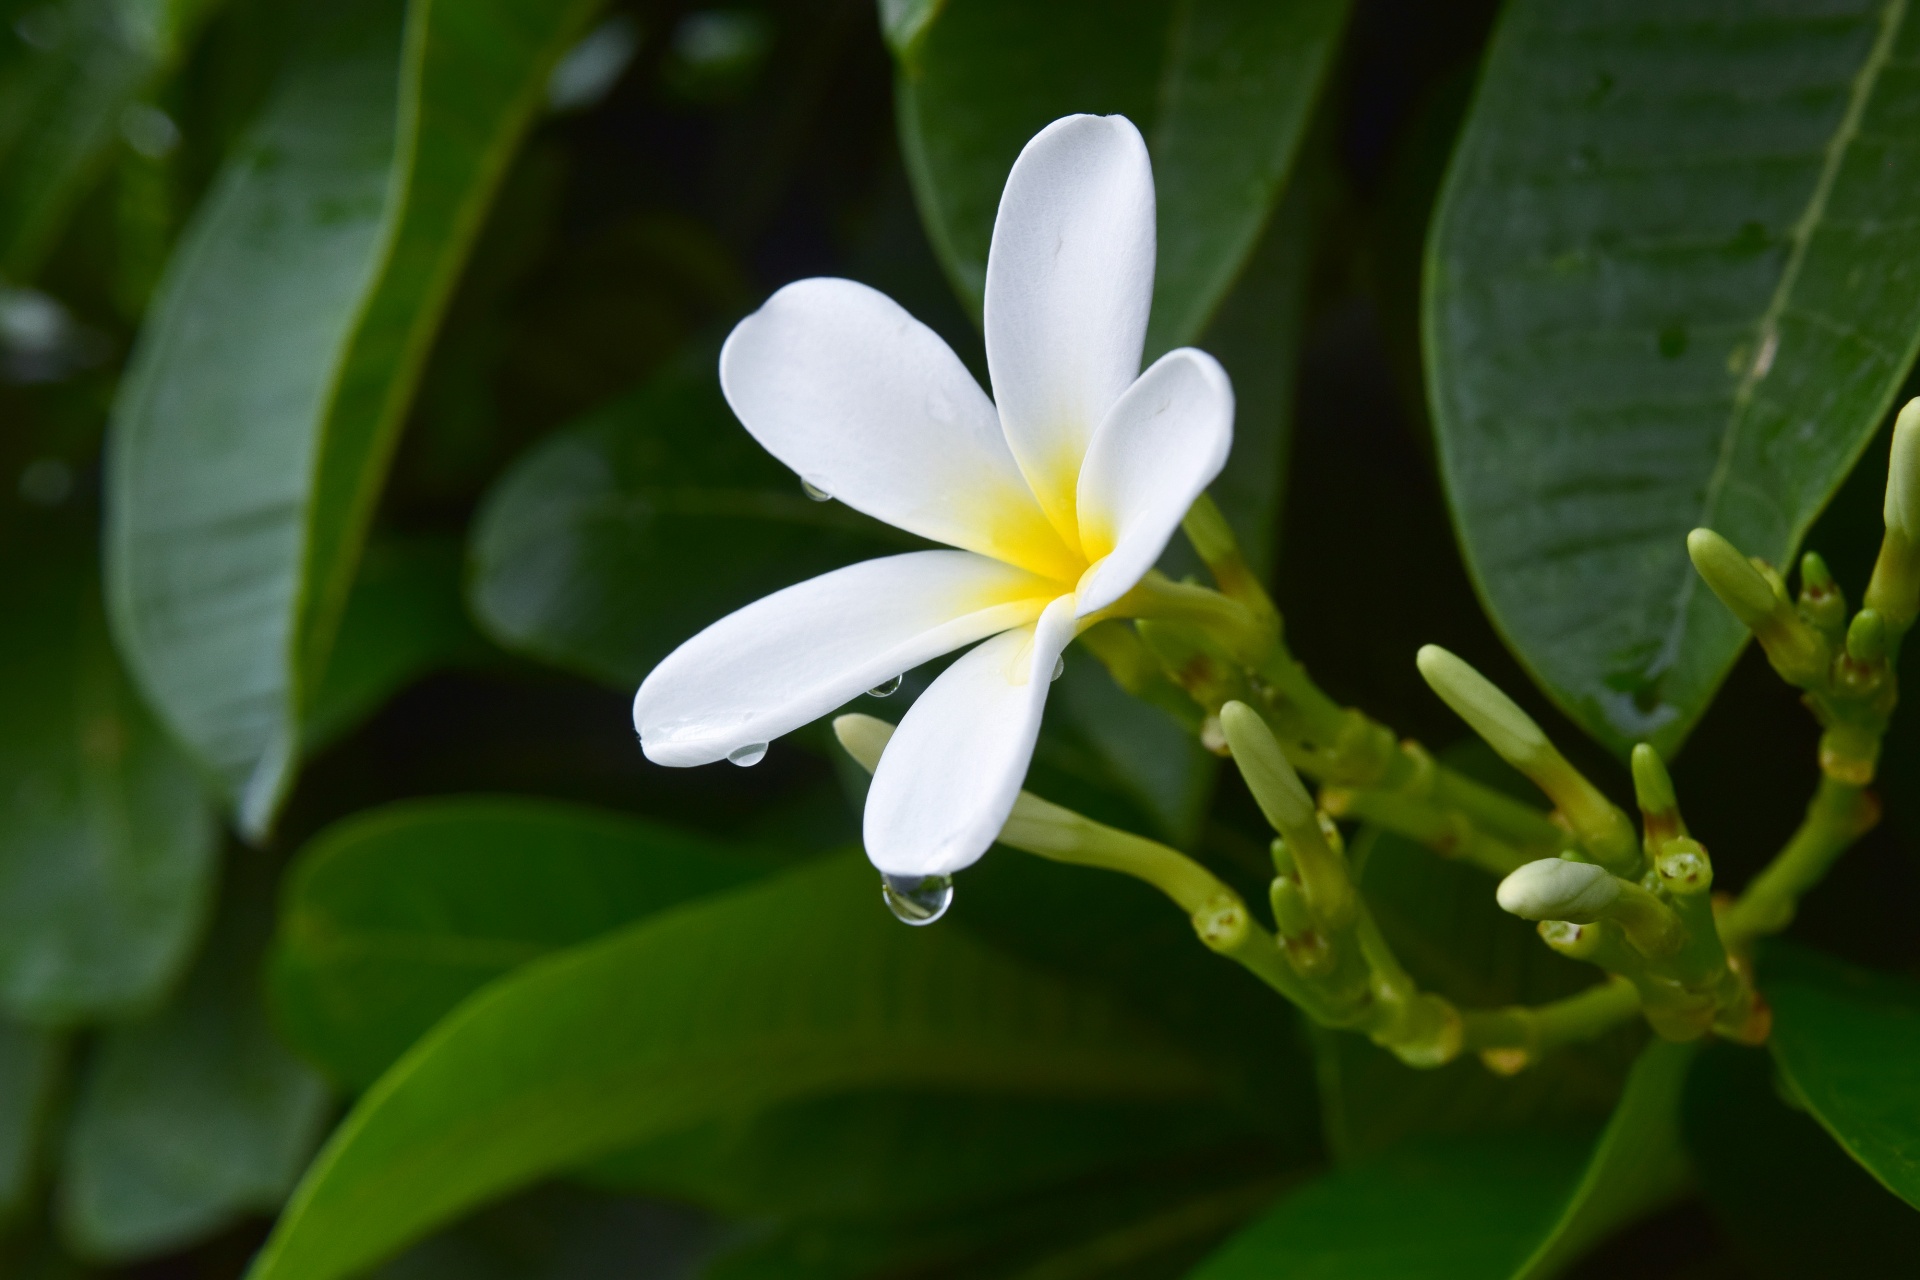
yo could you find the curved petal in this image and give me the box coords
[983,114,1155,541]
[720,277,1079,582]
[863,595,1078,876]
[635,551,1057,767]
[1074,349,1234,615]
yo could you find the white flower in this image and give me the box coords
[633,114,1233,878]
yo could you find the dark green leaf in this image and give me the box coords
[1192,1040,1693,1279]
[0,533,217,1021]
[894,0,1350,353]
[270,796,765,1090]
[1189,1135,1586,1280]
[59,856,330,1262]
[107,0,600,834]
[584,1089,1242,1221]
[0,1021,63,1220]
[370,1185,716,1280]
[1764,942,1920,1208]
[0,0,218,278]
[1427,0,1920,754]
[468,347,910,688]
[248,853,1218,1280]
[301,536,490,754]
[1686,1040,1920,1279]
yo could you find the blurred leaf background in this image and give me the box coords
[1,0,1918,1276]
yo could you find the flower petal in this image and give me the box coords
[1074,348,1234,615]
[863,594,1078,876]
[720,277,1079,582]
[983,114,1155,541]
[635,551,1056,766]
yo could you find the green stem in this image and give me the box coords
[1461,978,1641,1059]
[1721,775,1879,950]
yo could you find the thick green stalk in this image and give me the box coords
[1721,777,1879,949]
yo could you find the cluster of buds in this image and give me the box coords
[1685,399,1920,787]
[1415,647,1768,1054]
[1220,701,1464,1068]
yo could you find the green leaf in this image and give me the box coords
[0,1021,63,1221]
[301,536,490,754]
[1191,1040,1694,1279]
[894,0,1350,354]
[584,1089,1242,1221]
[1764,942,1920,1208]
[107,0,600,835]
[0,0,218,278]
[0,531,218,1021]
[269,796,765,1090]
[468,347,910,688]
[1426,0,1920,754]
[59,857,330,1263]
[1686,1040,1920,1279]
[247,853,1218,1280]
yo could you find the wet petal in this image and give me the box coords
[635,551,1056,766]
[1074,349,1233,615]
[863,594,1078,876]
[720,277,1078,581]
[984,114,1155,541]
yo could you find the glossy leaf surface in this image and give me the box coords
[469,348,910,688]
[894,0,1349,353]
[0,533,216,1021]
[270,796,764,1089]
[1194,1039,1692,1279]
[108,0,598,834]
[1766,942,1920,1208]
[1428,0,1920,753]
[60,861,330,1262]
[249,854,1216,1280]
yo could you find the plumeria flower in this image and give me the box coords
[633,113,1233,883]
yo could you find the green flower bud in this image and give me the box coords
[1497,858,1620,921]
[1415,645,1549,769]
[833,713,894,772]
[1688,528,1829,685]
[1847,608,1888,665]
[1884,397,1920,540]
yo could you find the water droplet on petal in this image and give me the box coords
[800,476,832,502]
[925,387,957,425]
[867,675,902,697]
[1050,655,1065,682]
[727,741,769,767]
[881,873,953,925]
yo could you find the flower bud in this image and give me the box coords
[833,713,894,772]
[1497,858,1620,921]
[1415,645,1548,768]
[1884,397,1920,540]
[1630,743,1684,846]
[1417,647,1640,873]
[1688,528,1829,685]
[1221,701,1355,928]
[1798,551,1847,638]
[1846,608,1888,666]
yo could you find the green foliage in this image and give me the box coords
[0,528,216,1022]
[469,349,911,688]
[1428,0,1920,754]
[1,0,1918,1273]
[251,854,1218,1280]
[270,796,766,1089]
[106,0,598,834]
[58,859,328,1261]
[1765,942,1920,1208]
[1193,1040,1692,1279]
